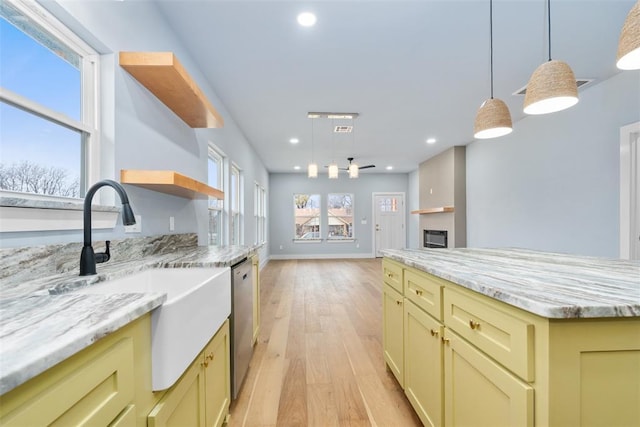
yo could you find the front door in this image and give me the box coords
[374,193,405,257]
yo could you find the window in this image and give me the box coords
[207,145,224,246]
[328,193,354,240]
[0,0,98,199]
[230,164,243,245]
[294,194,321,240]
[254,182,266,245]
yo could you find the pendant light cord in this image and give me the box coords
[489,0,494,98]
[311,118,315,162]
[547,0,552,61]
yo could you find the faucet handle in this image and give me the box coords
[95,240,111,264]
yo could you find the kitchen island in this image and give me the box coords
[381,247,639,427]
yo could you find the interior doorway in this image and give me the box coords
[373,193,406,257]
[620,121,640,260]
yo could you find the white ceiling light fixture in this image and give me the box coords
[307,112,359,120]
[474,0,513,139]
[308,118,318,178]
[617,1,640,70]
[294,166,301,170]
[328,164,339,179]
[386,166,393,171]
[523,0,578,115]
[426,138,437,144]
[297,12,317,27]
[289,138,299,144]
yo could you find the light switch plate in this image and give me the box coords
[125,215,142,233]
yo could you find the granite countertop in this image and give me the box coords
[381,248,640,319]
[0,242,256,395]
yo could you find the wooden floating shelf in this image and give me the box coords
[120,170,224,200]
[119,52,224,128]
[411,206,455,215]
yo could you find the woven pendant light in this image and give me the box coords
[474,0,512,139]
[617,1,640,70]
[523,0,578,115]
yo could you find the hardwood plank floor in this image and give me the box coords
[227,259,421,427]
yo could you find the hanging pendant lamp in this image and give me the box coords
[474,0,513,139]
[308,118,318,178]
[328,164,339,179]
[349,163,359,178]
[523,0,578,115]
[617,1,640,70]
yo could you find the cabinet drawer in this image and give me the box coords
[404,269,444,320]
[444,288,534,381]
[382,258,404,293]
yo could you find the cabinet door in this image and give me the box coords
[404,300,444,427]
[383,283,404,387]
[0,337,134,427]
[204,320,230,427]
[148,354,206,427]
[252,255,260,345]
[444,330,533,427]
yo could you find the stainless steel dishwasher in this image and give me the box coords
[230,257,253,400]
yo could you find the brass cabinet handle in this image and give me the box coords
[396,300,402,306]
[430,329,439,338]
[415,289,423,296]
[206,352,215,361]
[469,320,481,330]
[201,361,209,368]
[441,337,450,345]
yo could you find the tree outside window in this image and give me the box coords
[327,193,354,240]
[294,194,321,240]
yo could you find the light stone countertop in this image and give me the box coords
[381,248,640,319]
[0,242,256,395]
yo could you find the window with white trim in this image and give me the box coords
[254,182,266,245]
[327,193,354,240]
[207,145,224,246]
[0,0,99,199]
[230,164,243,245]
[294,194,321,240]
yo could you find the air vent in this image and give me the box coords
[334,126,353,133]
[513,78,594,96]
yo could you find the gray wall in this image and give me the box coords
[269,173,409,258]
[4,1,268,261]
[466,71,640,258]
[407,169,420,248]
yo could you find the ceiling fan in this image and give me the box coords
[324,157,376,171]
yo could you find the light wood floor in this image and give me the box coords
[227,259,421,427]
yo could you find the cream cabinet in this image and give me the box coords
[0,315,150,427]
[148,320,230,427]
[382,258,640,427]
[252,255,261,345]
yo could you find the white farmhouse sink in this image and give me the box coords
[75,267,231,390]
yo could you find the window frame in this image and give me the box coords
[327,193,355,241]
[254,181,266,245]
[207,144,225,246]
[0,0,100,199]
[293,193,322,242]
[0,0,106,233]
[230,163,243,245]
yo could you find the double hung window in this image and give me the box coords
[0,0,98,199]
[230,164,242,245]
[254,182,266,245]
[207,145,224,246]
[327,193,354,240]
[294,194,321,240]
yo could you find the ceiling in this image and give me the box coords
[156,0,635,174]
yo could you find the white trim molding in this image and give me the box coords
[620,121,640,259]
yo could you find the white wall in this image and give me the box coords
[466,71,640,258]
[407,169,420,248]
[269,173,409,258]
[4,1,268,258]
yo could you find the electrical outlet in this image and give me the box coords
[125,215,142,233]
[169,216,175,231]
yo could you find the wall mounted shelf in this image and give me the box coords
[411,206,455,215]
[120,170,224,200]
[119,52,224,128]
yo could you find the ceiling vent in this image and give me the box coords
[512,78,594,96]
[334,125,353,133]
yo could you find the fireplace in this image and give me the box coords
[424,229,448,248]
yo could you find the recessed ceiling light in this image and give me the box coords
[386,166,393,171]
[294,166,301,170]
[289,138,299,144]
[426,138,436,144]
[297,12,316,27]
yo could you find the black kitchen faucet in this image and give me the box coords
[80,180,136,276]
